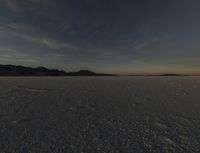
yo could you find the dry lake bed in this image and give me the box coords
[0,77,200,153]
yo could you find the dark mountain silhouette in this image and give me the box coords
[0,64,117,76]
[66,70,116,76]
[161,74,182,76]
[0,65,66,76]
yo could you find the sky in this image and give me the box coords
[0,0,200,75]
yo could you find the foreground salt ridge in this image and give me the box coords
[0,77,199,153]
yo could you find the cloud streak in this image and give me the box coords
[4,0,50,12]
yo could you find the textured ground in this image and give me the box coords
[0,77,200,153]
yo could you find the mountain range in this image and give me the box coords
[0,64,116,76]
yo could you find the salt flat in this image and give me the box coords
[0,77,200,153]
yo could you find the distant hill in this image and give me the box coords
[161,74,182,76]
[0,64,116,76]
[0,65,66,76]
[147,74,186,76]
[66,70,116,76]
[128,74,186,76]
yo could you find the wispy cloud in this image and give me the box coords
[0,22,79,50]
[15,33,79,50]
[56,22,72,32]
[4,0,50,12]
[0,22,35,34]
[0,47,17,53]
[7,23,34,32]
[43,38,79,50]
[0,49,39,63]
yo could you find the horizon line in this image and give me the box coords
[0,64,200,76]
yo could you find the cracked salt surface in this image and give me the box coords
[0,77,200,153]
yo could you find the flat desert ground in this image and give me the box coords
[0,77,200,153]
